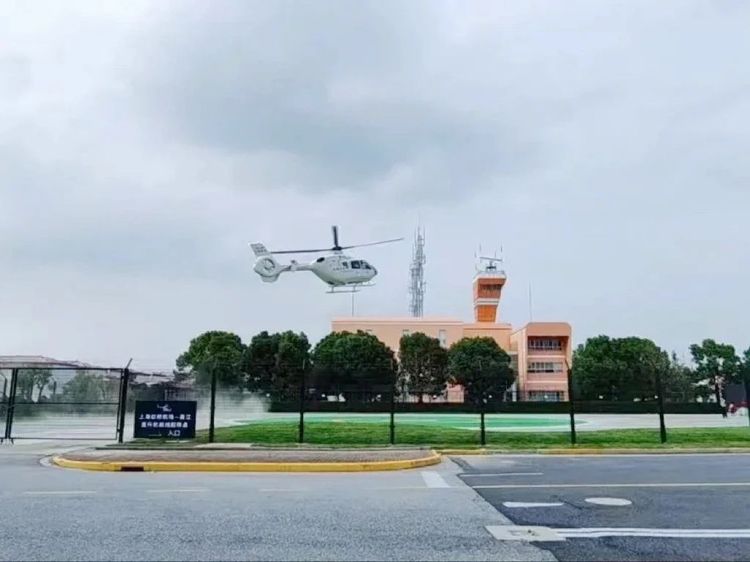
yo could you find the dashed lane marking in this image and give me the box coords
[503,501,565,508]
[23,490,97,496]
[585,497,632,506]
[146,488,209,494]
[462,472,543,477]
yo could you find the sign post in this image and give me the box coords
[134,401,197,440]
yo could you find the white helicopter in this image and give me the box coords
[250,226,403,292]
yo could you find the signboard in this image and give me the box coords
[134,400,197,439]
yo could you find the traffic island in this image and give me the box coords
[52,447,441,472]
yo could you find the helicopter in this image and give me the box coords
[250,226,403,293]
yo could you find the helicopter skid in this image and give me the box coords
[327,283,375,294]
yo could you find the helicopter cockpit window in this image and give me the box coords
[351,261,361,269]
[362,262,372,270]
[342,261,349,268]
[316,257,325,263]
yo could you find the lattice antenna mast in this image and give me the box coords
[408,227,426,317]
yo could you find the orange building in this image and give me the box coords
[331,260,572,401]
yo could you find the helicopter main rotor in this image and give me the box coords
[268,225,403,255]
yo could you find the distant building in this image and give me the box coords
[332,259,572,401]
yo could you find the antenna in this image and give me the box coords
[528,282,533,322]
[408,226,426,317]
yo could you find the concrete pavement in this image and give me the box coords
[0,443,552,561]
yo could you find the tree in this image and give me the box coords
[244,331,310,400]
[665,352,698,401]
[311,331,396,398]
[176,331,245,388]
[689,339,740,414]
[572,335,670,401]
[448,337,514,405]
[398,333,449,402]
[16,369,53,402]
[60,371,119,411]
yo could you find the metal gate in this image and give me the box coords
[1,367,126,443]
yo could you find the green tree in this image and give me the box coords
[665,352,698,401]
[176,331,245,388]
[61,371,118,411]
[398,333,449,402]
[572,336,670,401]
[689,339,740,414]
[448,337,514,405]
[244,331,310,399]
[17,369,53,402]
[311,331,396,398]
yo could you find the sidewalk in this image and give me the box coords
[52,446,441,472]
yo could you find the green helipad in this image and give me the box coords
[239,413,574,431]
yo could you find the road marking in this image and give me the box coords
[585,497,632,506]
[486,525,565,542]
[463,472,543,477]
[421,471,451,488]
[146,488,209,494]
[560,528,750,539]
[23,490,97,496]
[487,525,750,541]
[503,501,565,508]
[473,482,750,490]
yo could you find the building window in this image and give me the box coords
[528,361,564,373]
[438,329,447,348]
[528,338,563,351]
[527,391,564,402]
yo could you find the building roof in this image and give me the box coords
[0,355,98,369]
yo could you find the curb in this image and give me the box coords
[439,447,750,456]
[51,452,442,473]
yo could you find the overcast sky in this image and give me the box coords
[2,1,748,370]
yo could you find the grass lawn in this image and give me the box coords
[201,421,750,449]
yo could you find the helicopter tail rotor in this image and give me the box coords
[250,244,289,282]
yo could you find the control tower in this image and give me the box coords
[473,254,506,323]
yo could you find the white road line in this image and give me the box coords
[559,528,750,539]
[487,525,750,542]
[146,488,209,494]
[421,471,451,488]
[23,491,97,496]
[503,501,565,508]
[473,482,750,490]
[464,472,543,477]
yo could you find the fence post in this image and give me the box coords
[4,369,19,443]
[744,374,750,429]
[389,383,395,445]
[480,394,486,447]
[655,368,667,444]
[298,367,305,444]
[116,368,130,444]
[208,366,217,444]
[567,366,577,446]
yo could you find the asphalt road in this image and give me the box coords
[456,453,750,561]
[0,442,550,562]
